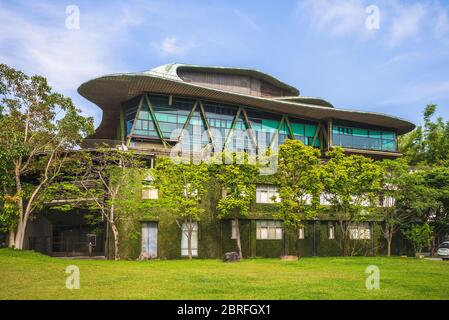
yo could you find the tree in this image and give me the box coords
[77,146,145,260]
[422,167,449,253]
[0,64,94,249]
[321,148,382,256]
[402,223,434,255]
[378,158,412,256]
[152,157,210,260]
[274,139,322,256]
[399,104,449,166]
[214,153,259,259]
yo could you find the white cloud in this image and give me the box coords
[435,10,449,39]
[298,0,449,46]
[387,3,426,46]
[0,4,146,92]
[152,36,196,55]
[297,0,367,37]
[234,9,261,32]
[379,80,449,106]
[379,52,422,68]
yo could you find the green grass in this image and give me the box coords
[0,248,448,300]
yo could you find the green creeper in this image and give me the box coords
[152,157,211,260]
[213,153,259,259]
[321,148,382,256]
[274,139,322,256]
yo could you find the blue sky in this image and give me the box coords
[1,0,448,128]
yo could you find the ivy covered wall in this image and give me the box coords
[110,173,412,260]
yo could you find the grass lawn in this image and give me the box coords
[0,249,448,300]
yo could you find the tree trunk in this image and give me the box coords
[234,218,242,259]
[339,221,348,256]
[387,237,392,257]
[14,165,25,249]
[110,223,120,261]
[8,228,15,248]
[15,220,26,250]
[187,228,192,260]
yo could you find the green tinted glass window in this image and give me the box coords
[382,131,396,140]
[332,122,397,152]
[305,124,317,137]
[353,128,369,137]
[291,123,305,136]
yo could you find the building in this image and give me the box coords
[22,63,415,258]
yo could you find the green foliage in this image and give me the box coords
[274,139,322,229]
[399,104,449,166]
[402,223,434,254]
[0,194,19,233]
[377,158,413,255]
[152,157,211,223]
[321,148,382,255]
[214,154,259,219]
[0,63,94,248]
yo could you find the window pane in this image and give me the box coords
[268,227,276,239]
[260,227,268,239]
[275,227,283,239]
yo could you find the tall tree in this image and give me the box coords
[402,223,434,256]
[399,167,449,254]
[399,104,449,166]
[274,139,322,255]
[0,64,94,249]
[378,158,412,256]
[78,147,145,260]
[152,157,210,260]
[321,148,382,256]
[214,153,259,259]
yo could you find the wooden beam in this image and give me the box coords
[284,116,294,139]
[223,106,242,151]
[241,107,258,152]
[126,95,144,147]
[178,101,198,142]
[145,94,169,149]
[269,115,286,150]
[320,121,329,151]
[311,122,321,148]
[198,101,217,151]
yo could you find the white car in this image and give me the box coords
[437,242,449,260]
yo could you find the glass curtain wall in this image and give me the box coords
[123,94,322,151]
[332,122,397,152]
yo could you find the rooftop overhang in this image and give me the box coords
[78,73,416,140]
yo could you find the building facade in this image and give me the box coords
[20,63,415,258]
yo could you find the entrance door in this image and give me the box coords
[141,222,158,258]
[181,222,198,257]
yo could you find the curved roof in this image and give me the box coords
[78,63,415,140]
[147,63,300,96]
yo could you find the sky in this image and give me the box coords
[1,0,448,129]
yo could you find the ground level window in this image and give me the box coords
[141,222,158,258]
[181,222,198,256]
[329,224,335,240]
[349,224,371,240]
[142,187,158,200]
[256,185,279,203]
[256,220,283,240]
[231,220,237,239]
[298,227,305,239]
